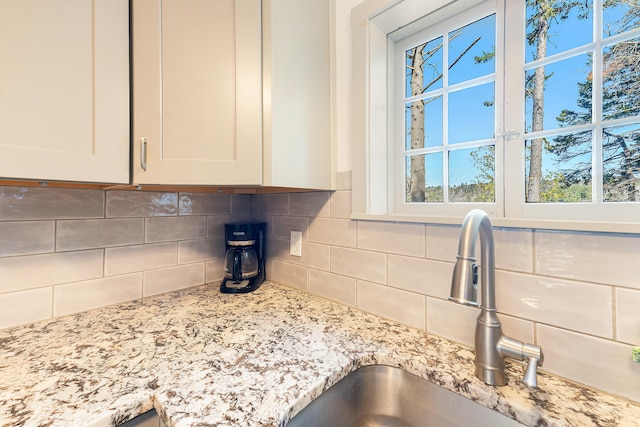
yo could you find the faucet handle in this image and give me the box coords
[523,356,540,388]
[522,343,543,388]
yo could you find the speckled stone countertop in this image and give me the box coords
[1,282,639,427]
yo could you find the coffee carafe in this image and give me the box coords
[220,223,266,293]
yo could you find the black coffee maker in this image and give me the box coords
[220,223,266,294]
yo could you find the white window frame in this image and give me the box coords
[351,0,640,232]
[503,0,640,223]
[391,1,503,217]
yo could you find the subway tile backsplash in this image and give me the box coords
[144,216,206,243]
[104,242,178,276]
[535,230,640,289]
[616,288,640,345]
[106,190,178,217]
[56,218,144,251]
[0,221,55,256]
[1,249,104,292]
[495,270,614,339]
[357,220,425,257]
[1,184,640,404]
[143,263,205,297]
[0,186,104,220]
[356,280,426,330]
[0,287,52,330]
[53,273,143,317]
[308,217,356,247]
[0,186,248,329]
[330,246,386,284]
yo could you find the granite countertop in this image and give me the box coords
[1,282,639,427]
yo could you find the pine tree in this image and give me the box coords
[552,2,640,201]
[525,0,592,202]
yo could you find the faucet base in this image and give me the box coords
[475,364,507,387]
[474,309,507,387]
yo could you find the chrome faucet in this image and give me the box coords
[449,209,544,388]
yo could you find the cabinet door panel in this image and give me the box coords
[133,0,262,185]
[0,0,130,183]
[162,0,235,160]
[263,0,332,189]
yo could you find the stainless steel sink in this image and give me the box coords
[287,365,523,427]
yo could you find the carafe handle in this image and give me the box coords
[232,249,242,281]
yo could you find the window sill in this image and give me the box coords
[350,212,640,234]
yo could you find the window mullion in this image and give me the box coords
[593,0,604,203]
[442,27,450,204]
[502,0,525,218]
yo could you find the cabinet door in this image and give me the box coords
[263,0,333,190]
[0,0,130,183]
[133,0,262,185]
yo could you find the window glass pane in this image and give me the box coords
[425,153,444,202]
[448,14,496,85]
[449,83,495,144]
[603,0,639,38]
[603,37,640,121]
[448,146,495,202]
[603,122,640,202]
[525,131,592,203]
[405,97,443,150]
[525,54,592,133]
[525,0,593,63]
[406,37,443,98]
[405,153,443,203]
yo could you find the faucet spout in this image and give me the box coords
[449,209,543,388]
[449,209,495,310]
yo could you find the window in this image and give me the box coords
[394,4,501,217]
[505,0,640,222]
[352,0,640,228]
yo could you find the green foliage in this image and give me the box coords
[470,147,495,183]
[603,173,640,201]
[424,186,444,203]
[449,182,495,203]
[474,50,495,64]
[538,172,591,202]
[409,183,494,204]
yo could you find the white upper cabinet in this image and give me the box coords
[133,0,334,189]
[262,0,333,189]
[0,0,130,184]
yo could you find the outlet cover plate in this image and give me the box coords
[290,231,302,256]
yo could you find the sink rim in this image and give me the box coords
[283,363,525,427]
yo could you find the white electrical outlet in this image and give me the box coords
[290,230,302,256]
